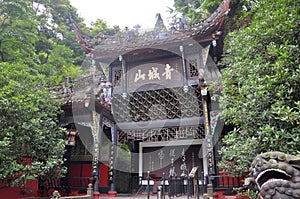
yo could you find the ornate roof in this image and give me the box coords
[72,0,230,59]
[56,0,230,114]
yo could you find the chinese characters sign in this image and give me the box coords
[134,64,174,82]
[128,61,183,92]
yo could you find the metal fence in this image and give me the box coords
[132,172,209,199]
[211,175,244,193]
[44,174,244,197]
[45,177,92,194]
[131,173,244,199]
[168,177,185,197]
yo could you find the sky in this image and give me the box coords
[69,0,175,29]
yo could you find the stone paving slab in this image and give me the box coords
[100,194,202,199]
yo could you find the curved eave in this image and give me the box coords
[91,0,230,60]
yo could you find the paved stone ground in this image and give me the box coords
[100,194,203,199]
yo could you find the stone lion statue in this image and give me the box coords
[244,151,300,199]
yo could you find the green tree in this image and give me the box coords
[32,0,84,83]
[0,0,38,63]
[38,43,82,83]
[218,0,300,175]
[0,0,138,189]
[40,0,87,58]
[0,0,84,187]
[172,0,222,24]
[0,0,84,83]
[89,18,121,37]
[0,62,66,186]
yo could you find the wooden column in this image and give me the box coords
[90,111,103,198]
[108,124,117,197]
[200,84,215,175]
[180,45,189,92]
[119,55,127,98]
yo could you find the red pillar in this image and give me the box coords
[108,190,117,197]
[93,191,100,199]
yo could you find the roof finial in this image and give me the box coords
[154,13,166,30]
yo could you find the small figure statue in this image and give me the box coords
[169,158,177,178]
[125,27,131,41]
[178,18,184,30]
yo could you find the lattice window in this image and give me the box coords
[188,59,199,78]
[112,86,203,123]
[117,125,206,143]
[117,131,132,144]
[113,69,121,87]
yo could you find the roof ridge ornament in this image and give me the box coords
[71,0,231,59]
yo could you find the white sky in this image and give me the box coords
[69,0,175,29]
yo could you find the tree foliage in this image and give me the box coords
[171,0,222,24]
[0,0,85,83]
[32,0,84,83]
[89,18,121,37]
[218,0,300,175]
[0,0,38,63]
[0,0,121,187]
[0,62,66,186]
[0,0,84,186]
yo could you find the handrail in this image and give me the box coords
[46,176,93,190]
[210,175,244,191]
